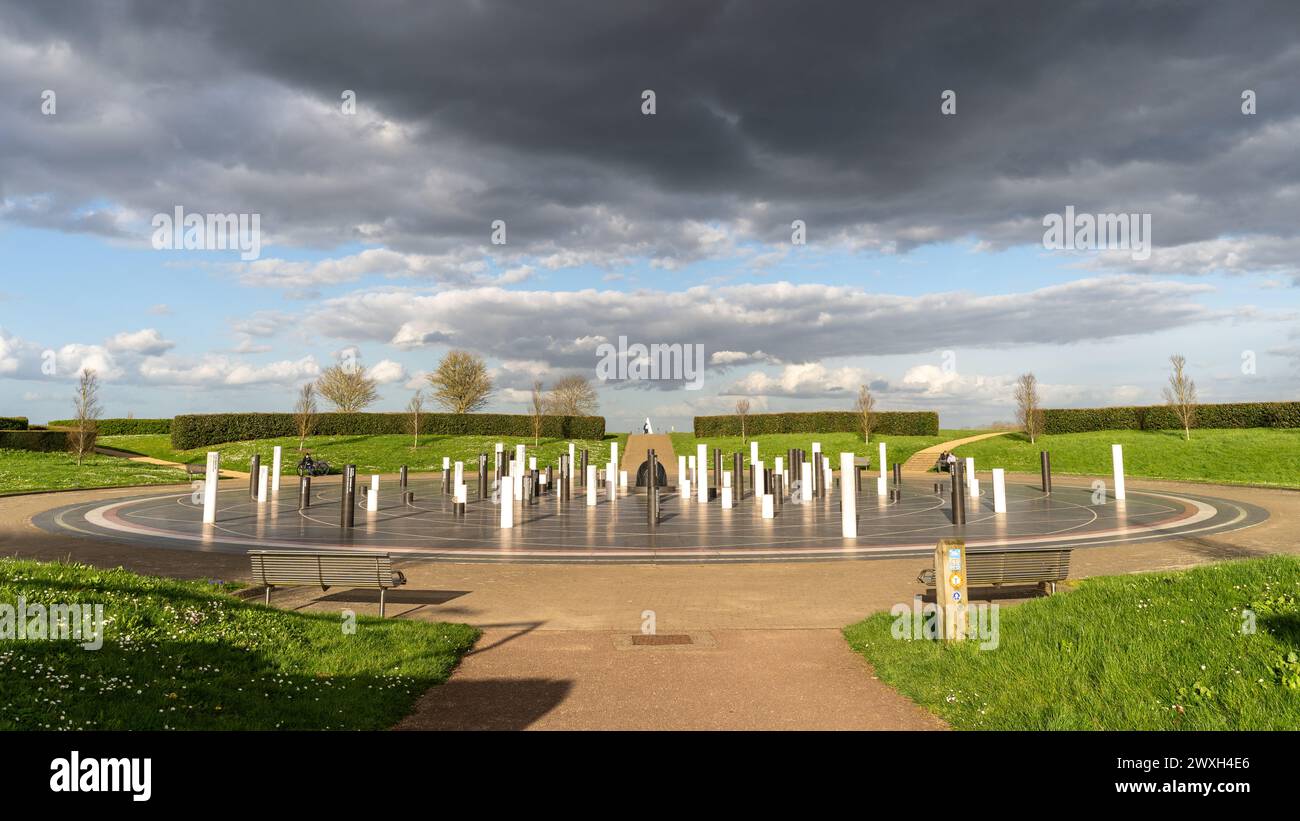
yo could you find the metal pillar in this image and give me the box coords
[298,475,311,510]
[249,454,260,500]
[1040,451,1052,494]
[950,460,966,526]
[340,464,356,528]
[477,453,488,500]
[646,449,659,527]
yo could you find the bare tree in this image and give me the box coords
[547,374,599,416]
[293,383,318,451]
[68,368,101,466]
[1015,372,1044,444]
[734,398,751,442]
[1162,354,1198,441]
[405,390,424,450]
[529,380,545,447]
[854,385,876,443]
[427,349,493,413]
[315,361,379,413]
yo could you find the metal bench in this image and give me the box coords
[249,551,408,617]
[919,548,1072,595]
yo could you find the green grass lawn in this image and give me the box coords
[99,429,983,476]
[0,449,188,495]
[0,559,478,730]
[950,428,1300,488]
[844,556,1300,730]
[99,433,628,475]
[672,430,986,467]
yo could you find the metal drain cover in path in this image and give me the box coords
[631,634,693,646]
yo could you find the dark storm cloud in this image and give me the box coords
[2,0,1300,271]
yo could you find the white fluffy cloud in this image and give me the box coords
[313,277,1232,382]
[365,359,407,385]
[137,355,320,387]
[106,328,174,356]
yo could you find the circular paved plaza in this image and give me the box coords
[35,476,1269,563]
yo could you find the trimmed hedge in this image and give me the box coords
[47,418,172,435]
[0,417,28,430]
[1042,402,1300,434]
[172,412,607,450]
[0,430,69,452]
[694,410,939,437]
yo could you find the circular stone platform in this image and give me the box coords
[34,476,1269,564]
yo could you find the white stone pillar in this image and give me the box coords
[366,487,378,513]
[454,461,464,493]
[568,442,575,488]
[879,442,887,478]
[500,465,513,528]
[801,462,813,501]
[678,455,688,494]
[755,459,765,499]
[371,474,380,493]
[992,468,1007,513]
[840,452,857,537]
[877,476,887,496]
[750,441,759,465]
[202,451,219,524]
[722,486,733,509]
[606,462,616,501]
[812,441,821,455]
[529,456,537,471]
[723,470,731,488]
[696,444,708,503]
[257,465,269,503]
[682,478,691,500]
[271,446,282,493]
[586,465,598,506]
[761,494,774,518]
[1112,444,1126,500]
[611,442,618,470]
[515,445,526,500]
[619,470,628,490]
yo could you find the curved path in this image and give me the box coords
[93,445,250,479]
[3,475,1297,729]
[901,430,1011,473]
[35,476,1268,563]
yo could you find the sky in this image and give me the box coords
[1,0,1298,432]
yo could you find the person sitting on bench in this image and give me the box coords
[937,451,950,472]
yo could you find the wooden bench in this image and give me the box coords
[184,463,205,477]
[919,548,1072,595]
[249,551,408,617]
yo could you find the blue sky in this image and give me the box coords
[2,1,1298,431]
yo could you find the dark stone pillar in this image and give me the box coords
[340,464,356,528]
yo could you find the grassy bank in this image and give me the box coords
[0,449,187,495]
[668,430,987,467]
[950,428,1300,488]
[99,433,626,475]
[844,556,1300,730]
[98,429,985,476]
[0,559,478,730]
